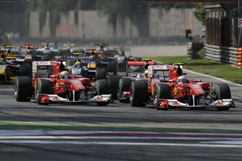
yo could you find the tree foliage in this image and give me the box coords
[27,0,97,36]
[194,3,206,25]
[96,0,149,37]
[1,1,205,37]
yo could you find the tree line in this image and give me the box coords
[0,0,205,37]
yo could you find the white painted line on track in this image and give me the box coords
[0,136,240,141]
[203,141,242,145]
[1,130,242,137]
[184,69,242,87]
[1,140,242,148]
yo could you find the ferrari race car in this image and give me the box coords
[15,60,112,105]
[119,62,234,111]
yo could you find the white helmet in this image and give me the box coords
[177,76,189,84]
[59,71,69,79]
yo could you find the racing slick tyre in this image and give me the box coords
[130,80,148,107]
[15,76,32,102]
[95,79,110,95]
[213,83,231,111]
[36,79,53,105]
[107,60,117,75]
[118,78,131,103]
[19,59,32,77]
[95,79,110,106]
[108,75,121,100]
[95,68,107,80]
[154,84,172,110]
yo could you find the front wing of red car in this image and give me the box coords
[39,94,111,104]
[159,99,234,109]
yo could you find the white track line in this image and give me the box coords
[184,69,242,87]
[0,136,240,141]
[1,140,242,148]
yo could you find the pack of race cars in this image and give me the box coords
[0,42,235,111]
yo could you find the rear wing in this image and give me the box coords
[127,61,156,66]
[125,60,156,76]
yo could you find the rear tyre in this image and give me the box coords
[118,78,131,103]
[95,68,106,80]
[19,59,32,77]
[130,80,148,107]
[213,83,231,111]
[154,84,172,109]
[15,76,32,102]
[108,75,121,100]
[36,79,53,105]
[107,60,117,75]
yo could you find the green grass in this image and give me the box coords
[0,121,242,134]
[152,49,242,84]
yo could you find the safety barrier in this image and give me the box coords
[204,44,242,68]
[187,41,204,60]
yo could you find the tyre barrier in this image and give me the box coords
[204,44,242,68]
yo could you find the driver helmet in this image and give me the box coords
[59,70,69,79]
[119,50,125,56]
[154,73,160,79]
[73,61,81,69]
[177,76,189,84]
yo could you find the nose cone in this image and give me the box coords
[69,80,86,90]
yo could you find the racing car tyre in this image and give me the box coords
[154,84,172,109]
[118,78,131,103]
[19,59,32,76]
[95,79,110,95]
[213,83,231,111]
[97,101,109,106]
[130,80,148,107]
[95,79,110,106]
[15,76,32,102]
[108,75,121,100]
[36,79,53,105]
[96,68,106,80]
[107,60,117,75]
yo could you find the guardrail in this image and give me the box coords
[204,44,242,68]
[187,41,204,60]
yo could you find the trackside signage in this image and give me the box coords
[239,18,242,28]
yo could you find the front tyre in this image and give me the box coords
[36,79,53,105]
[154,84,172,109]
[213,83,231,111]
[130,80,148,107]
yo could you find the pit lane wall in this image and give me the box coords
[204,43,242,68]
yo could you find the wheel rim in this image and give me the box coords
[130,85,133,103]
[14,79,19,98]
[154,89,158,105]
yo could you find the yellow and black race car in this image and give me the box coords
[0,48,32,84]
[0,52,18,83]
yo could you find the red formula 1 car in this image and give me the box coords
[119,62,234,111]
[15,60,111,105]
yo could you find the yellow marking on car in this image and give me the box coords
[56,82,59,90]
[174,87,177,95]
[87,63,96,69]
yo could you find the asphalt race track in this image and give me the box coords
[0,69,242,161]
